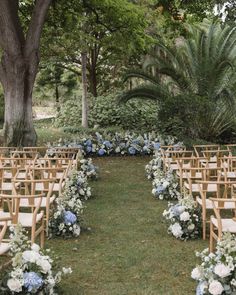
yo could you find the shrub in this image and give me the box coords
[54,94,159,131]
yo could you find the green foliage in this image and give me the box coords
[54,94,159,131]
[120,20,236,142]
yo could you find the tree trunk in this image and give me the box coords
[88,48,98,97]
[81,52,88,128]
[1,53,37,147]
[55,82,60,112]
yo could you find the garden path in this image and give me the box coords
[49,156,207,295]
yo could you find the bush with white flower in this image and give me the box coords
[163,194,201,240]
[49,170,86,238]
[79,158,98,180]
[65,169,92,201]
[192,232,236,295]
[145,152,163,180]
[152,168,180,200]
[0,224,72,294]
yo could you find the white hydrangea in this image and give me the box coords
[180,211,190,221]
[170,223,183,238]
[214,263,231,278]
[208,280,224,295]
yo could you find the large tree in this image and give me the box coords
[0,0,52,146]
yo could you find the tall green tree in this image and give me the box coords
[0,0,52,146]
[120,21,236,141]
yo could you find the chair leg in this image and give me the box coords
[209,221,214,252]
[40,218,45,248]
[202,218,206,240]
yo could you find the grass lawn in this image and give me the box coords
[0,156,208,295]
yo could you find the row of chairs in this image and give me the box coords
[160,144,236,251]
[0,147,82,255]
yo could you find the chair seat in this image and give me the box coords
[184,183,217,192]
[0,182,13,191]
[0,212,43,227]
[177,171,202,178]
[222,172,236,179]
[211,217,236,232]
[35,183,61,192]
[196,196,236,209]
[19,196,56,208]
[0,242,10,255]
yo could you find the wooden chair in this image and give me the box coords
[196,180,236,240]
[210,198,236,252]
[12,178,55,233]
[0,193,45,247]
[162,150,194,172]
[193,144,220,158]
[0,216,12,255]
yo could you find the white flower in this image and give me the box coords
[208,280,224,295]
[191,267,202,280]
[170,223,183,238]
[31,243,40,252]
[187,224,195,231]
[22,250,40,263]
[162,181,170,189]
[7,278,22,293]
[214,263,231,278]
[62,267,72,274]
[37,258,52,274]
[74,226,81,237]
[180,211,190,221]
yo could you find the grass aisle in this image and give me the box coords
[0,157,207,294]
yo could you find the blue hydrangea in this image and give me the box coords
[86,146,92,153]
[155,185,164,195]
[132,139,140,145]
[171,204,182,216]
[98,148,105,156]
[23,272,43,292]
[64,211,77,225]
[153,142,161,150]
[196,282,206,295]
[103,140,112,149]
[143,146,149,153]
[85,139,92,146]
[128,147,136,155]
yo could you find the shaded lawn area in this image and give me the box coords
[0,156,207,294]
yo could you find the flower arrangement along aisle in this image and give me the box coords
[191,233,236,295]
[0,224,72,294]
[163,194,201,240]
[79,158,98,180]
[49,170,88,238]
[50,131,183,157]
[145,151,163,180]
[151,168,180,200]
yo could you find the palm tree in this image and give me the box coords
[120,21,236,141]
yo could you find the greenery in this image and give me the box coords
[120,20,236,143]
[55,94,159,131]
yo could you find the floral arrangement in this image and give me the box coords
[163,194,201,240]
[50,131,182,157]
[192,232,236,295]
[151,168,180,200]
[145,151,163,180]
[1,224,72,294]
[49,170,87,238]
[79,158,98,180]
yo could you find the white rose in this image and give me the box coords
[7,278,22,293]
[152,165,157,171]
[162,181,170,189]
[208,280,224,295]
[180,211,190,221]
[214,263,231,278]
[170,223,183,238]
[79,189,85,195]
[191,267,202,280]
[37,258,52,274]
[151,188,156,195]
[22,250,40,263]
[31,243,40,252]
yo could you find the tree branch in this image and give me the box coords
[0,0,25,55]
[25,0,52,56]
